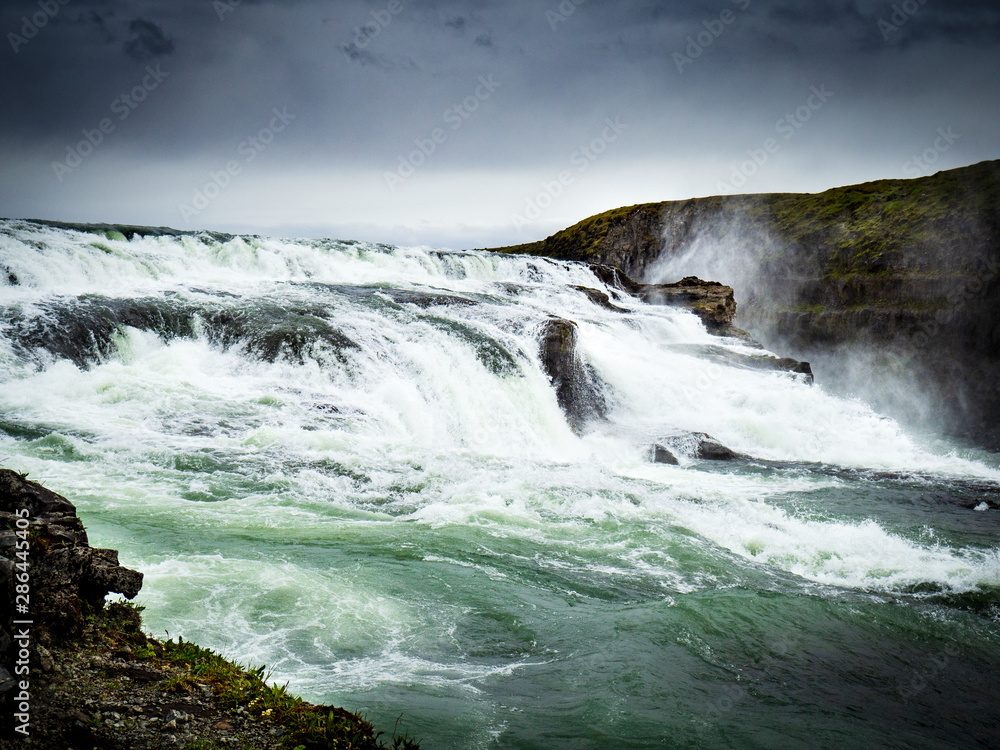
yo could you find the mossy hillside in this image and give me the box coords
[740,162,1000,278]
[489,160,1000,286]
[490,202,666,263]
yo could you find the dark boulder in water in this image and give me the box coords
[537,317,607,431]
[4,295,360,369]
[570,285,628,313]
[655,431,741,461]
[650,444,680,465]
[694,435,740,461]
[202,304,358,365]
[6,296,195,368]
[672,343,813,384]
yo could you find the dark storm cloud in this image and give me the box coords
[1,0,998,243]
[763,0,1000,50]
[73,11,116,44]
[123,18,174,62]
[899,5,1000,48]
[340,41,418,71]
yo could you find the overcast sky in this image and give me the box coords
[2,0,998,247]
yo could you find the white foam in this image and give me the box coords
[3,222,1000,705]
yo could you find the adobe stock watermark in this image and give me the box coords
[697,628,804,737]
[716,84,833,193]
[878,0,929,42]
[673,0,751,72]
[342,0,410,56]
[177,107,295,221]
[384,75,501,192]
[7,0,71,54]
[11,507,32,737]
[509,117,628,232]
[547,0,587,30]
[902,127,959,177]
[51,65,170,182]
[898,642,960,702]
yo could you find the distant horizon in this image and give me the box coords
[5,157,995,250]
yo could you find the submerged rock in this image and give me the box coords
[672,343,813,384]
[654,431,741,462]
[537,317,607,431]
[570,285,628,312]
[650,445,680,465]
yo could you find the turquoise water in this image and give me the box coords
[2,220,998,748]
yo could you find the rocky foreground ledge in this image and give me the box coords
[0,469,418,750]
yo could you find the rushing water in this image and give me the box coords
[2,219,999,748]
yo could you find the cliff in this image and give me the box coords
[488,160,1000,447]
[0,469,417,749]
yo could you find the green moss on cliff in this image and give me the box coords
[21,600,419,750]
[486,160,1000,281]
[489,202,666,263]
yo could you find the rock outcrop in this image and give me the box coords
[537,318,606,431]
[635,277,737,334]
[670,343,813,383]
[0,470,416,749]
[491,160,1000,447]
[585,264,813,379]
[650,431,742,463]
[0,469,143,646]
[587,263,742,335]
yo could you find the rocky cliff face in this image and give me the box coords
[492,160,1000,447]
[0,470,143,645]
[0,470,412,749]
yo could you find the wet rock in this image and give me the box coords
[571,285,628,312]
[588,263,644,295]
[537,317,607,431]
[6,296,361,370]
[588,264,743,335]
[672,343,813,384]
[656,431,742,461]
[0,469,143,644]
[637,276,738,333]
[695,437,739,461]
[651,445,680,465]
